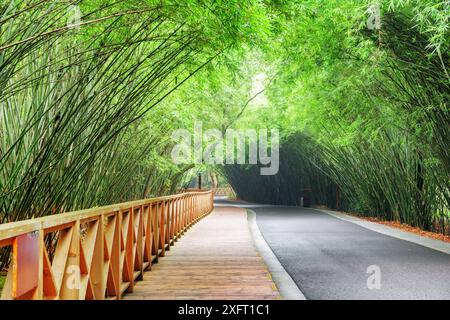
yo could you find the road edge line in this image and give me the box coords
[246,209,307,300]
[314,208,450,255]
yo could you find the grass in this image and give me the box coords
[0,275,5,291]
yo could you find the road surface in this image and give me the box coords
[215,198,450,300]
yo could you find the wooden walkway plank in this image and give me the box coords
[124,206,281,300]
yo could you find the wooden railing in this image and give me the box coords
[213,187,235,197]
[0,190,213,300]
[177,187,234,197]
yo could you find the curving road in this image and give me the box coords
[215,198,450,300]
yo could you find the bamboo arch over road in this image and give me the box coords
[0,190,213,300]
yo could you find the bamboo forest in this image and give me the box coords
[0,0,449,302]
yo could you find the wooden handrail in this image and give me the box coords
[213,187,235,197]
[177,187,235,197]
[0,190,214,300]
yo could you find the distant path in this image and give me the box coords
[125,206,280,300]
[216,198,450,300]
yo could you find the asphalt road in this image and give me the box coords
[215,198,450,300]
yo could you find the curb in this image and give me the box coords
[314,208,450,255]
[246,209,306,300]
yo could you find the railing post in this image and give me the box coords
[124,209,134,293]
[166,199,172,250]
[36,228,44,300]
[166,200,170,247]
[182,196,186,233]
[118,209,124,298]
[174,198,178,239]
[49,222,78,300]
[90,217,105,300]
[171,199,175,240]
[143,205,152,271]
[135,206,144,280]
[191,195,194,225]
[159,201,166,257]
[151,204,159,262]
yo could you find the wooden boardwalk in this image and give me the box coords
[124,206,280,300]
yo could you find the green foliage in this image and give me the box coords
[0,0,448,244]
[0,0,269,227]
[224,133,338,207]
[240,0,449,231]
[0,274,5,290]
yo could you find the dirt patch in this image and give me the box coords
[339,212,450,243]
[315,206,450,243]
[357,216,450,243]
